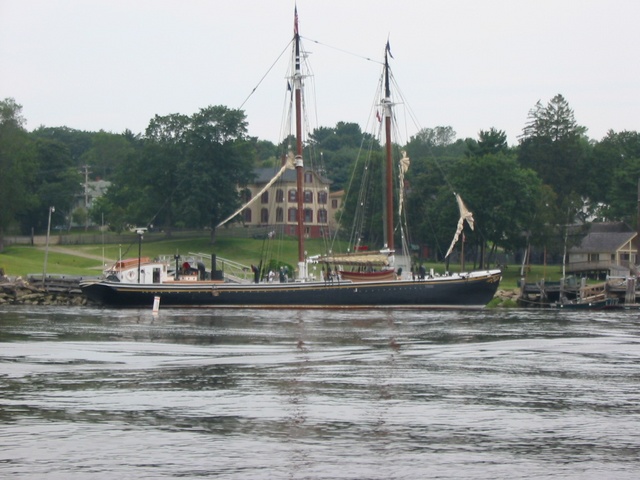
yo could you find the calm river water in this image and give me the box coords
[1,305,639,479]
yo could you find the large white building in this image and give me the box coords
[240,167,342,239]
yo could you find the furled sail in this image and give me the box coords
[398,150,410,217]
[315,251,391,266]
[216,152,295,228]
[444,193,475,258]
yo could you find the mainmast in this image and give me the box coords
[293,7,306,279]
[382,42,394,251]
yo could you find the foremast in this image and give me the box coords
[293,7,306,280]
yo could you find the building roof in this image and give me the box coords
[569,222,636,253]
[252,167,331,185]
[586,221,633,234]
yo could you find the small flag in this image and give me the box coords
[386,40,394,59]
[376,110,382,122]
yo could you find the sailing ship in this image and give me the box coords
[80,9,501,309]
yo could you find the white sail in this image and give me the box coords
[444,193,475,258]
[398,150,410,217]
[216,153,295,228]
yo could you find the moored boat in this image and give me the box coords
[81,256,501,308]
[80,8,501,309]
[551,295,621,310]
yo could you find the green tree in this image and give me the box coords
[31,126,93,165]
[337,147,385,248]
[404,127,466,179]
[93,113,189,233]
[0,98,37,251]
[139,113,190,233]
[518,94,589,203]
[592,130,640,220]
[308,122,375,191]
[92,107,254,240]
[80,130,138,180]
[252,138,278,166]
[466,128,509,158]
[412,126,457,150]
[19,137,83,233]
[177,106,255,242]
[607,156,640,225]
[451,153,543,264]
[408,178,459,261]
[407,150,544,266]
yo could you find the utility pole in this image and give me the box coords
[82,165,91,231]
[136,228,146,283]
[43,206,55,288]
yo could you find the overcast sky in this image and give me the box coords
[1,0,638,146]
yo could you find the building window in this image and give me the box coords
[288,207,297,222]
[304,172,313,183]
[276,189,284,203]
[261,208,269,223]
[261,191,269,204]
[318,191,327,204]
[243,208,252,223]
[304,208,313,223]
[588,253,599,262]
[318,208,327,223]
[276,207,283,222]
[304,190,313,203]
[331,199,338,209]
[288,189,297,202]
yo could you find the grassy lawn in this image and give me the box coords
[498,263,564,291]
[1,234,564,290]
[0,246,100,277]
[78,236,347,269]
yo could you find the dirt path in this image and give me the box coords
[41,246,115,264]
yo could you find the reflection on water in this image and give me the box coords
[1,306,640,479]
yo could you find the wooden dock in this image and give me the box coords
[519,275,640,307]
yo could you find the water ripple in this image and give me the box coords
[1,306,640,479]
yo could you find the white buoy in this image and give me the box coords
[152,296,160,315]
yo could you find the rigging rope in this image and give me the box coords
[301,35,382,66]
[239,40,293,110]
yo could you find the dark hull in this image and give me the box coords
[81,270,502,309]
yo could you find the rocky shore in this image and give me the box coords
[490,288,521,308]
[0,277,90,306]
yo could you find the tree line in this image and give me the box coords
[1,95,640,265]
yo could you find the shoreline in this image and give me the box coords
[0,277,89,306]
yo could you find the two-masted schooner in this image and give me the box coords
[80,8,501,308]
